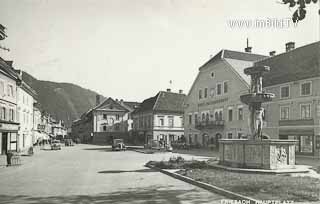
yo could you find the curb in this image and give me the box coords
[146,164,259,204]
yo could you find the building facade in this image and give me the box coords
[132,90,185,146]
[72,97,137,144]
[16,77,37,152]
[0,58,20,155]
[257,41,320,158]
[184,49,267,148]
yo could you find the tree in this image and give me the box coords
[281,0,319,23]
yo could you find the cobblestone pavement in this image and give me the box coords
[0,144,225,204]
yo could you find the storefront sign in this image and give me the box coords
[316,135,320,150]
[0,123,19,132]
[198,98,228,107]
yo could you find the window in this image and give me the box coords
[227,132,233,139]
[217,83,222,95]
[301,104,311,119]
[206,113,209,121]
[7,85,13,97]
[116,114,120,120]
[168,116,174,127]
[301,82,311,96]
[223,81,228,94]
[194,113,198,124]
[103,125,107,131]
[199,89,202,99]
[280,106,289,120]
[204,88,208,98]
[210,88,215,97]
[9,109,14,121]
[188,114,192,124]
[1,107,6,120]
[180,116,184,127]
[238,107,243,120]
[300,135,313,153]
[201,113,205,121]
[159,117,164,126]
[0,81,4,96]
[237,132,243,139]
[211,72,215,78]
[280,86,290,98]
[103,114,107,119]
[228,108,233,121]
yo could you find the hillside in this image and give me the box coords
[22,71,103,127]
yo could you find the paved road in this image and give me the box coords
[0,144,225,204]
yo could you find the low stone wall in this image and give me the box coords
[219,139,297,170]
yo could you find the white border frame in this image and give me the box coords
[300,103,312,119]
[280,84,290,99]
[279,105,290,120]
[300,81,312,97]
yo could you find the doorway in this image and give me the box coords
[1,133,7,155]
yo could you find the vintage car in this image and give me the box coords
[112,139,126,151]
[51,140,62,150]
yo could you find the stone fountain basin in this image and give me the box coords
[240,93,275,105]
[219,139,298,170]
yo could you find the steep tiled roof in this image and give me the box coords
[153,91,185,113]
[199,49,267,70]
[256,41,320,87]
[123,101,140,110]
[134,91,186,114]
[133,94,158,113]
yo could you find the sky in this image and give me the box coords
[0,0,319,102]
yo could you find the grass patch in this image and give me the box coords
[146,156,209,169]
[179,169,320,202]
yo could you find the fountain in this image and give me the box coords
[219,65,298,170]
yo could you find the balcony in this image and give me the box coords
[195,120,225,130]
[279,119,314,126]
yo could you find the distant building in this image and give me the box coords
[0,58,20,155]
[184,49,267,147]
[132,89,185,146]
[257,41,320,158]
[72,96,139,144]
[51,120,67,140]
[16,71,37,152]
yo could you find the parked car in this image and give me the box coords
[112,139,126,151]
[51,140,62,150]
[65,139,74,146]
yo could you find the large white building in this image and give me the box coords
[16,74,37,152]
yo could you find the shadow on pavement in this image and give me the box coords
[98,169,157,174]
[83,147,112,152]
[0,186,222,204]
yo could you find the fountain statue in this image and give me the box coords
[218,65,298,170]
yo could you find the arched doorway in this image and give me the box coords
[215,133,222,148]
[202,133,209,147]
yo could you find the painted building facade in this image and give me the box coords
[71,97,138,144]
[257,41,320,158]
[184,49,267,148]
[132,90,185,146]
[16,78,37,151]
[0,58,20,155]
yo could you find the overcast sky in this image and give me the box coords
[0,0,319,102]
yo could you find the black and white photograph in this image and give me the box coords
[0,1,319,203]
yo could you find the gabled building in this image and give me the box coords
[0,58,20,155]
[184,49,267,148]
[256,41,320,158]
[71,96,138,144]
[132,89,185,146]
[15,71,37,152]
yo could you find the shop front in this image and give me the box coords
[279,128,315,156]
[0,121,19,155]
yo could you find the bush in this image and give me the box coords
[169,156,185,163]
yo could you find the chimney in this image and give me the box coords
[245,47,252,53]
[285,42,295,52]
[269,51,276,56]
[245,38,252,53]
[166,88,171,92]
[179,89,183,94]
[115,98,118,102]
[120,99,123,104]
[96,95,100,106]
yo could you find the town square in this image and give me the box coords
[0,0,319,203]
